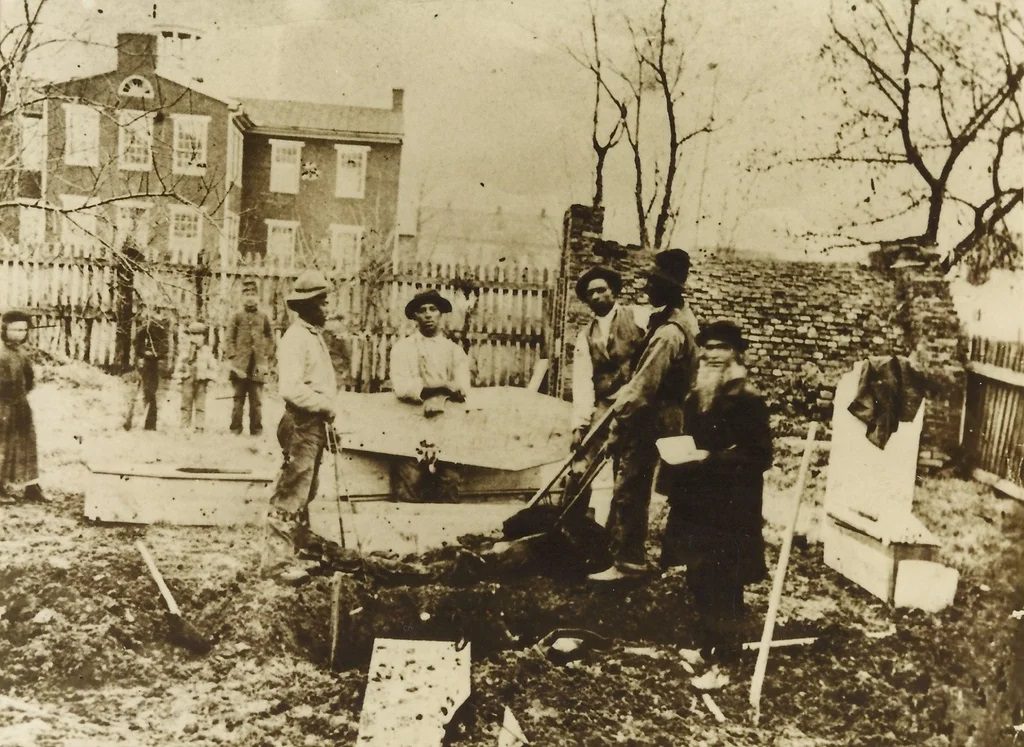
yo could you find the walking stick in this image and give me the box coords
[749,422,818,725]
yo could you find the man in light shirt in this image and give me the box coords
[567,266,649,518]
[265,269,337,582]
[389,289,471,502]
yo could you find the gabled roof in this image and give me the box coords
[239,98,403,143]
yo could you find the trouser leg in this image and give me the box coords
[606,433,658,566]
[270,410,327,517]
[688,559,747,658]
[193,381,207,431]
[248,381,263,434]
[391,457,424,502]
[230,376,246,433]
[180,378,194,429]
[141,361,159,431]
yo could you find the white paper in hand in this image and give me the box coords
[656,436,698,465]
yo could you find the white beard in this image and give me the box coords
[693,360,746,413]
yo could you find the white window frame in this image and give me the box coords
[171,114,210,175]
[222,209,240,258]
[168,204,204,262]
[62,104,100,167]
[265,219,298,263]
[60,194,98,248]
[270,139,303,194]
[329,223,363,274]
[18,205,46,246]
[334,144,369,199]
[227,123,244,187]
[118,75,154,98]
[19,115,44,171]
[114,200,152,251]
[117,110,154,171]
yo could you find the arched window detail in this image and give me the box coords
[118,75,154,98]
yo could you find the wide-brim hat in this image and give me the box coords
[575,265,622,301]
[404,289,453,319]
[1,309,32,326]
[697,319,749,352]
[647,248,690,289]
[286,269,331,303]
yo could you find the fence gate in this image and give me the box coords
[961,337,1024,500]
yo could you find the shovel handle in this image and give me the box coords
[136,540,181,616]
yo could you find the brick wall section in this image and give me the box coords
[555,204,965,458]
[892,265,967,463]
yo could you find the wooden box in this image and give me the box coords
[823,506,939,603]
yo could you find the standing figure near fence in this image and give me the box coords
[132,307,169,431]
[174,321,217,432]
[0,310,44,503]
[227,279,274,436]
[265,270,337,583]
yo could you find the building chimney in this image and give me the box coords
[117,32,158,73]
[392,88,404,112]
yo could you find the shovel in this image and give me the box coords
[136,541,213,655]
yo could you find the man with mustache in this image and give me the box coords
[660,320,772,669]
[264,269,337,582]
[588,249,699,582]
[389,289,471,502]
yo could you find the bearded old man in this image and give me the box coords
[659,320,772,666]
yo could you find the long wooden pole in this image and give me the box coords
[749,422,818,724]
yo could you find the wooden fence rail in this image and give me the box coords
[962,336,1024,501]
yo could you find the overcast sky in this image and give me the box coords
[12,0,1021,262]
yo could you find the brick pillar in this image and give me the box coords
[891,260,966,466]
[549,204,604,398]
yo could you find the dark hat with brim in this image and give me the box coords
[697,319,749,351]
[647,248,690,289]
[405,289,453,319]
[286,269,331,304]
[1,309,32,326]
[575,265,622,301]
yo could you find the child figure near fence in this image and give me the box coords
[174,321,218,432]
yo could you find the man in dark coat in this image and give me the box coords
[588,249,699,582]
[227,278,274,436]
[659,320,772,663]
[131,307,169,431]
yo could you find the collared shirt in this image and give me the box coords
[277,318,336,414]
[390,332,471,402]
[571,304,652,430]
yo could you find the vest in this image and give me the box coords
[588,307,646,402]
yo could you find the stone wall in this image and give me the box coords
[554,204,965,459]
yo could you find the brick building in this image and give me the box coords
[2,31,403,275]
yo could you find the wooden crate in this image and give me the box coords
[823,507,939,603]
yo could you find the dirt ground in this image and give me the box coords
[1,363,1022,745]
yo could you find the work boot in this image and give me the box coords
[22,484,47,503]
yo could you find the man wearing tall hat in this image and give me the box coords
[567,265,650,516]
[589,249,699,582]
[265,269,337,581]
[389,289,471,502]
[659,320,772,671]
[226,278,274,436]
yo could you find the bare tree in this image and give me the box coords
[820,0,1022,271]
[571,0,716,249]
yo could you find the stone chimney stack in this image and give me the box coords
[392,88,404,112]
[117,32,158,72]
